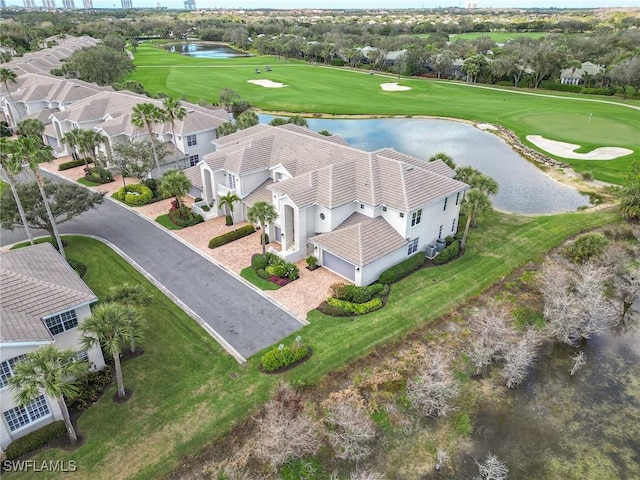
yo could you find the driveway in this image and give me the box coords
[0,173,304,362]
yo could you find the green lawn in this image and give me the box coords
[446,31,550,42]
[77,178,102,187]
[155,214,183,230]
[9,208,617,479]
[128,43,639,184]
[240,266,280,290]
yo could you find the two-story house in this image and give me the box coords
[199,124,468,286]
[0,243,105,452]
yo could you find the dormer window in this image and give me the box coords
[276,172,283,181]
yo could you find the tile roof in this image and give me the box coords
[0,243,97,343]
[183,165,203,190]
[244,178,274,205]
[309,213,408,266]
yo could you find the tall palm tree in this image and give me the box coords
[162,97,187,168]
[131,102,163,172]
[159,169,191,209]
[0,67,21,124]
[105,284,152,353]
[247,200,278,257]
[13,135,65,258]
[80,302,143,400]
[61,128,83,163]
[460,189,492,251]
[218,191,241,230]
[17,118,45,140]
[79,129,107,166]
[0,138,34,245]
[9,345,88,443]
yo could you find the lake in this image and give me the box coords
[163,43,250,59]
[259,115,591,215]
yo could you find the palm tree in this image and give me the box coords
[0,138,34,245]
[80,302,143,400]
[429,152,456,170]
[13,135,65,258]
[131,102,163,172]
[162,97,187,168]
[460,189,492,251]
[17,119,45,140]
[216,121,238,138]
[219,191,241,230]
[105,284,152,353]
[0,67,21,124]
[61,128,83,163]
[159,169,191,209]
[247,200,278,257]
[9,345,89,443]
[79,129,107,166]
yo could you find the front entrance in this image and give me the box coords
[274,226,282,243]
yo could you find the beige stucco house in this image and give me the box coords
[0,243,105,452]
[195,123,468,286]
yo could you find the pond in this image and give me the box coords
[454,328,640,480]
[259,115,591,215]
[162,43,250,59]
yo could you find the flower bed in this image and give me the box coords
[168,200,203,228]
[116,184,153,206]
[250,253,299,287]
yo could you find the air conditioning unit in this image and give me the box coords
[425,244,437,259]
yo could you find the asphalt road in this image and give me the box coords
[1,180,303,361]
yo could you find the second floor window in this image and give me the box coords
[227,173,236,190]
[0,354,26,388]
[43,309,78,336]
[443,197,448,211]
[411,209,422,227]
[186,134,197,147]
[189,154,199,167]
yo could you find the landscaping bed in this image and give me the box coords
[318,282,389,317]
[249,252,299,287]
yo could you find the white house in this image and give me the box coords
[560,61,604,85]
[198,124,468,286]
[0,243,105,452]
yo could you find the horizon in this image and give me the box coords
[5,1,640,11]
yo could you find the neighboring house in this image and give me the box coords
[198,124,468,286]
[560,61,604,85]
[0,243,105,452]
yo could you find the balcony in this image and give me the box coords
[192,200,218,221]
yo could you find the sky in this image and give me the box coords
[66,1,640,10]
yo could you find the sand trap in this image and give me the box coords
[526,135,633,160]
[380,82,412,92]
[247,79,287,88]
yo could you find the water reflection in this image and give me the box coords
[163,43,250,59]
[259,115,590,215]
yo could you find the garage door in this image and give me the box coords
[322,251,356,282]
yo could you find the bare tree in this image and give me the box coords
[570,351,586,376]
[435,448,450,472]
[475,454,509,480]
[350,469,386,480]
[407,351,458,418]
[468,303,514,375]
[501,329,541,388]
[612,265,640,332]
[254,382,320,468]
[322,389,377,462]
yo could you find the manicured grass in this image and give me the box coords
[128,43,639,184]
[9,237,56,250]
[0,180,8,194]
[155,214,183,230]
[77,177,101,187]
[240,266,281,290]
[8,209,616,479]
[446,31,550,42]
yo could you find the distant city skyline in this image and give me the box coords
[9,0,639,9]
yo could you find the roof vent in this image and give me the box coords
[405,166,415,172]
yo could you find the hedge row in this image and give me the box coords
[378,253,426,284]
[58,158,92,170]
[208,224,255,248]
[539,81,583,93]
[261,344,309,372]
[433,241,460,265]
[330,283,387,304]
[326,296,383,315]
[116,184,153,206]
[5,421,66,460]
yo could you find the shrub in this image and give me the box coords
[445,235,455,246]
[580,87,616,96]
[66,366,113,412]
[261,344,309,372]
[563,233,610,264]
[539,81,582,93]
[581,171,594,181]
[143,178,161,199]
[256,268,270,280]
[283,262,299,280]
[208,224,255,248]
[433,241,460,265]
[266,264,286,278]
[4,421,67,460]
[325,297,383,316]
[306,255,318,268]
[330,283,386,304]
[117,184,153,206]
[85,166,113,184]
[251,253,269,270]
[168,206,203,227]
[59,158,92,170]
[67,259,87,278]
[378,254,425,284]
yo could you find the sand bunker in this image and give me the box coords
[247,79,287,88]
[380,82,412,92]
[526,135,633,160]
